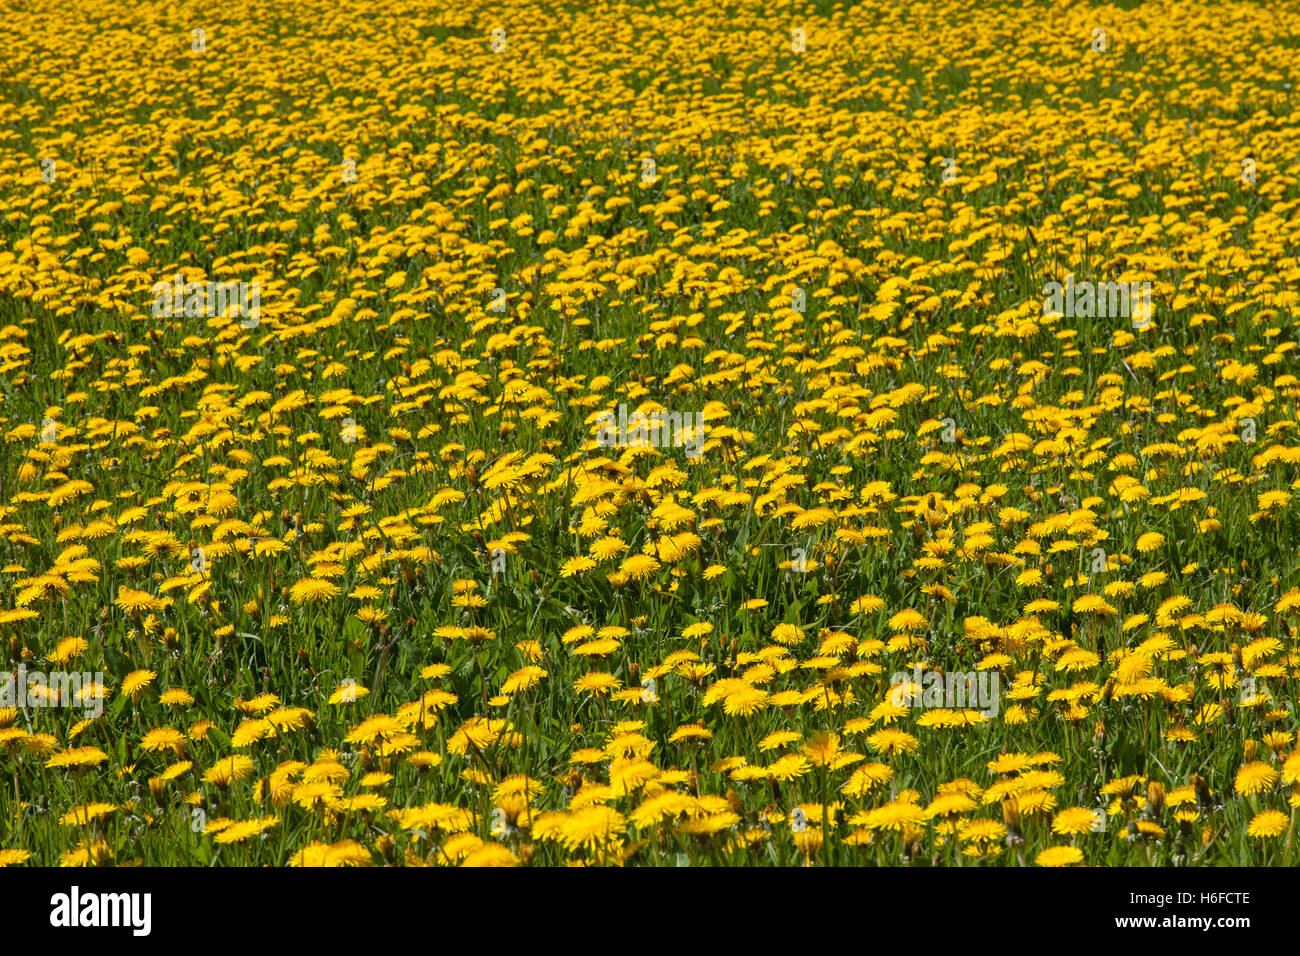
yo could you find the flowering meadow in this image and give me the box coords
[1,0,1300,867]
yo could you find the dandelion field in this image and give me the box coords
[2,0,1300,869]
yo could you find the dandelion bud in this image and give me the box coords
[1191,774,1212,808]
[1147,781,1165,816]
[1243,739,1257,761]
[1001,798,1022,838]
